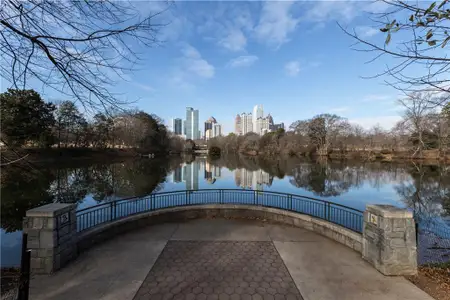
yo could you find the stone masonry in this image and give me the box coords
[25,202,418,277]
[362,205,417,275]
[23,203,77,274]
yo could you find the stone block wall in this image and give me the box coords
[23,203,77,274]
[362,205,417,275]
[25,202,417,276]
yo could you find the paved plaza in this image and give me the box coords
[30,219,433,300]
[135,241,302,300]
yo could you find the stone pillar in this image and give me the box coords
[23,203,77,274]
[362,204,417,275]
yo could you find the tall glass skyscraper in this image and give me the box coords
[185,107,199,140]
[252,104,264,134]
[171,118,183,135]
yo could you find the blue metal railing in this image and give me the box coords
[76,189,364,233]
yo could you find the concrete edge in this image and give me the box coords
[76,204,363,254]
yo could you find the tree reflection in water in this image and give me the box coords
[3,155,450,234]
[1,157,182,232]
[212,155,450,218]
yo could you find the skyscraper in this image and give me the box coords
[185,107,199,140]
[212,123,222,137]
[256,117,270,135]
[252,104,263,134]
[171,118,183,135]
[241,112,253,134]
[204,116,217,139]
[235,114,241,135]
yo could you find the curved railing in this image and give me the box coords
[76,189,364,233]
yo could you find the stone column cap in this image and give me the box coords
[366,204,413,218]
[26,203,76,217]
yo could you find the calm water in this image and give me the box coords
[2,155,449,267]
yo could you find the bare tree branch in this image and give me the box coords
[0,0,170,111]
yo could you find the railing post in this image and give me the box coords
[23,203,77,274]
[150,194,154,210]
[220,189,223,204]
[17,233,28,300]
[327,202,331,221]
[363,205,417,275]
[289,195,293,211]
[18,249,31,300]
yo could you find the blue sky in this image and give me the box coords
[2,1,419,134]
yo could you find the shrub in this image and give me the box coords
[209,146,221,157]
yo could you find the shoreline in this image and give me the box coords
[232,149,450,163]
[0,148,181,165]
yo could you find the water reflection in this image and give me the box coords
[2,155,450,266]
[1,157,181,233]
[234,169,272,191]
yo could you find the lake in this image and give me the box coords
[2,155,449,267]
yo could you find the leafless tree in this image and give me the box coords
[398,92,435,156]
[339,0,450,104]
[0,0,169,111]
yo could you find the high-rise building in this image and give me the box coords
[212,123,222,138]
[171,118,183,135]
[256,117,270,135]
[185,107,199,140]
[235,114,242,135]
[252,104,264,134]
[204,117,217,138]
[205,129,212,140]
[270,122,285,131]
[241,112,253,134]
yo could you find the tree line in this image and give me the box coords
[209,93,450,159]
[1,157,182,233]
[0,89,184,154]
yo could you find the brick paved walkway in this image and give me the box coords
[134,241,303,300]
[30,219,433,300]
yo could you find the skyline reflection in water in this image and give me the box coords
[1,155,449,267]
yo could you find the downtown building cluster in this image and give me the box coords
[171,107,222,140]
[234,105,284,135]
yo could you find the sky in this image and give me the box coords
[2,0,424,134]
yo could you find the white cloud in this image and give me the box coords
[284,61,301,76]
[170,44,215,89]
[219,28,247,52]
[254,1,300,48]
[181,45,214,78]
[349,116,402,130]
[227,55,259,68]
[304,1,360,24]
[355,26,379,38]
[303,1,389,24]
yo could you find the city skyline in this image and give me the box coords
[171,104,284,137]
[169,159,272,192]
[7,1,415,135]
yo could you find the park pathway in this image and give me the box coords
[30,219,432,300]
